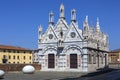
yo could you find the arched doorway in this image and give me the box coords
[63,45,82,69]
[48,54,55,68]
[70,54,77,68]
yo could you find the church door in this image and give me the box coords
[70,54,77,68]
[48,54,55,68]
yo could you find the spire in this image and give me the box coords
[49,11,54,24]
[96,17,100,32]
[89,24,93,33]
[60,4,65,19]
[96,17,99,26]
[85,15,88,23]
[38,25,42,32]
[71,9,76,22]
[38,25,42,43]
[83,15,89,31]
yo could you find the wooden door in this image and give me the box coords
[70,54,77,68]
[48,54,55,68]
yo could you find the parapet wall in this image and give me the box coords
[0,63,41,71]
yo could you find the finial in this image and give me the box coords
[50,11,53,16]
[60,3,64,9]
[60,3,65,19]
[89,24,93,32]
[39,25,42,32]
[90,24,93,29]
[83,15,89,27]
[96,17,100,32]
[97,17,99,26]
[71,9,76,22]
[83,15,89,31]
[85,15,88,23]
[49,11,54,24]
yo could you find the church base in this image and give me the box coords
[40,68,88,72]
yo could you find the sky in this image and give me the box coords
[0,0,120,50]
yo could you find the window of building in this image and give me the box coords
[9,62,11,63]
[13,56,15,59]
[17,50,19,53]
[93,55,96,64]
[23,56,26,60]
[101,56,103,64]
[88,54,92,64]
[13,62,15,64]
[9,56,11,59]
[30,51,32,53]
[3,55,6,59]
[29,56,31,60]
[17,56,19,59]
[17,62,19,64]
[3,50,6,52]
[8,50,11,53]
[24,62,25,64]
[2,55,7,63]
[0,50,3,52]
[13,50,16,53]
[111,56,117,63]
[24,51,26,53]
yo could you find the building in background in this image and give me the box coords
[0,45,33,64]
[34,4,109,72]
[108,49,120,63]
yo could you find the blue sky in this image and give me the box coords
[0,0,119,50]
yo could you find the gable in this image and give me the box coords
[42,25,57,43]
[54,19,69,39]
[64,22,83,42]
[54,19,69,31]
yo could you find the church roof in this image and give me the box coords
[0,44,30,51]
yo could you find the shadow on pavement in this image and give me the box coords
[60,68,118,80]
[0,78,4,79]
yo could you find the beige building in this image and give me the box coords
[0,45,33,64]
[108,49,120,63]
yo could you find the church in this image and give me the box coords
[34,4,109,72]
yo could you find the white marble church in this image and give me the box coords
[34,4,109,72]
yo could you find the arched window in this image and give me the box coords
[88,54,92,64]
[93,55,96,64]
[60,31,63,38]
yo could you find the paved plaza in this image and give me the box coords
[0,71,87,80]
[0,69,119,80]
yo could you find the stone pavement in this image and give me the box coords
[0,69,115,80]
[0,71,87,80]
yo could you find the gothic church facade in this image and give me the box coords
[34,4,109,72]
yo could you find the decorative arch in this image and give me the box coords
[43,46,57,54]
[63,45,82,54]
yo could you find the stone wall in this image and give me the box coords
[109,63,120,69]
[0,63,41,71]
